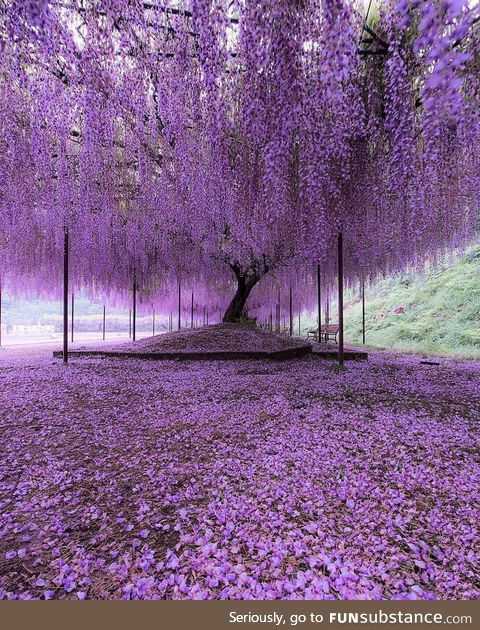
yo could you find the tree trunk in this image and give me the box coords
[223,273,258,323]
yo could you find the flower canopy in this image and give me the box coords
[0,0,479,315]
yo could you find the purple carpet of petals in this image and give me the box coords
[0,346,479,601]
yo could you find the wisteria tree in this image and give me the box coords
[0,0,479,320]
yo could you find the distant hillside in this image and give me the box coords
[344,246,480,357]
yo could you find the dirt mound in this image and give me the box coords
[109,323,310,354]
[52,324,313,360]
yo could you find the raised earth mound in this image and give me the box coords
[53,324,313,360]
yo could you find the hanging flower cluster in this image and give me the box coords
[0,0,478,314]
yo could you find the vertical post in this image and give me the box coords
[71,293,74,343]
[191,292,194,328]
[63,228,69,364]
[132,274,137,342]
[338,232,344,366]
[317,262,321,343]
[289,286,293,336]
[102,305,106,341]
[153,309,155,336]
[325,297,330,326]
[203,306,206,326]
[275,290,280,332]
[0,283,2,348]
[129,309,132,338]
[177,281,181,331]
[278,290,281,332]
[206,311,209,326]
[361,279,366,345]
[269,310,273,331]
[298,311,301,336]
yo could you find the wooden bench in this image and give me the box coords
[321,324,339,343]
[307,325,340,343]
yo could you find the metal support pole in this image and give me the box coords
[103,305,106,341]
[132,275,137,342]
[338,232,344,366]
[206,311,209,326]
[362,279,366,345]
[298,311,301,336]
[275,289,280,332]
[203,306,206,326]
[178,281,181,331]
[317,263,321,343]
[129,309,131,338]
[191,292,194,328]
[71,293,74,343]
[63,228,69,364]
[153,309,155,336]
[289,286,293,336]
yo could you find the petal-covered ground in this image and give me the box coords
[0,345,479,600]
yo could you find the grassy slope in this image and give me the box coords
[344,246,480,357]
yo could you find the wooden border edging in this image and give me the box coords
[313,350,368,361]
[52,345,313,361]
[52,344,369,361]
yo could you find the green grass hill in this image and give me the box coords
[344,246,480,357]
